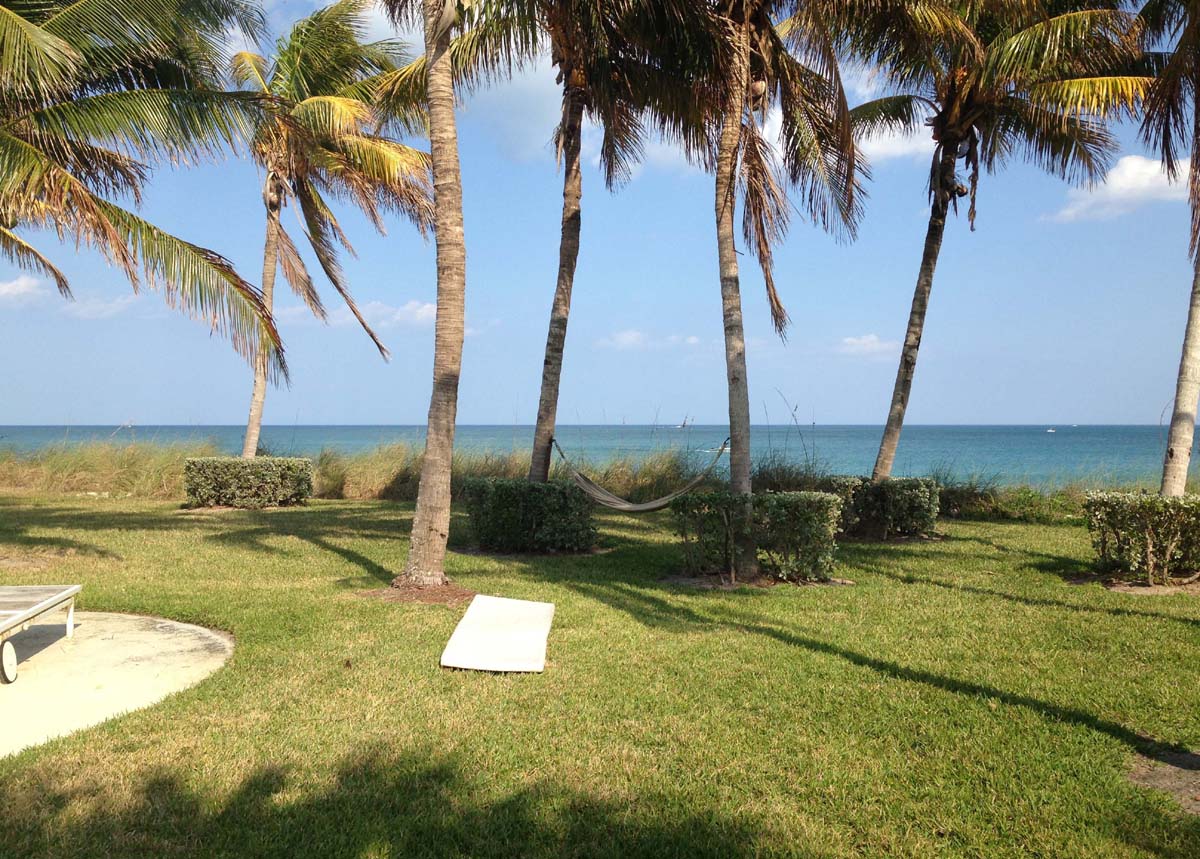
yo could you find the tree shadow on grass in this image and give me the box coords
[0,747,785,859]
[0,498,120,561]
[873,569,1200,631]
[939,532,1094,579]
[549,574,1200,767]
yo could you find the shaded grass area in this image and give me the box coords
[1,496,1199,856]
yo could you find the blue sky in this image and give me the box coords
[0,1,1191,427]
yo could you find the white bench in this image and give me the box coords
[0,585,81,684]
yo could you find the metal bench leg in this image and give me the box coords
[65,599,74,639]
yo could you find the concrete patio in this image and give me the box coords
[1,612,232,758]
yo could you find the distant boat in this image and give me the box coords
[676,416,691,429]
[1046,428,1056,433]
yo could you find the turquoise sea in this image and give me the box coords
[0,424,1192,488]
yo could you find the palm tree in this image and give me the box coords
[704,0,863,577]
[379,1,712,484]
[0,0,286,374]
[1140,0,1200,494]
[233,0,433,458]
[855,0,1145,481]
[523,1,716,482]
[383,0,470,587]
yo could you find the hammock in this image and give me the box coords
[550,437,729,513]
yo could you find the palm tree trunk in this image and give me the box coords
[241,186,282,459]
[396,0,467,587]
[714,24,755,580]
[1161,251,1200,495]
[871,144,957,481]
[529,89,586,483]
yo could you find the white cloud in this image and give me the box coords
[596,329,701,351]
[335,299,437,328]
[858,127,934,163]
[461,58,562,161]
[597,329,646,350]
[843,63,885,102]
[1051,154,1185,222]
[838,333,898,357]
[274,304,314,323]
[62,294,137,320]
[0,275,47,304]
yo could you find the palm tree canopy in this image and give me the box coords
[385,0,863,335]
[0,0,289,379]
[376,0,716,189]
[851,0,1148,229]
[233,0,434,359]
[690,0,881,336]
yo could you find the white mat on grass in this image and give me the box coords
[440,595,555,673]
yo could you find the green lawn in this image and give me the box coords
[1,494,1198,857]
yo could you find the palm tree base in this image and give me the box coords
[392,572,449,588]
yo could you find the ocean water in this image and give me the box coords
[0,424,1190,488]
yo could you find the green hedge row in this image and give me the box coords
[807,476,939,539]
[670,491,842,582]
[184,457,313,508]
[1084,492,1200,585]
[462,478,596,553]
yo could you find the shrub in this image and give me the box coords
[1084,492,1200,585]
[754,491,842,582]
[852,478,939,539]
[812,476,864,535]
[670,491,842,582]
[184,457,313,508]
[671,491,752,578]
[462,478,596,553]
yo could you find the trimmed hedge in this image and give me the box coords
[671,490,842,582]
[798,476,939,540]
[1084,492,1200,585]
[852,477,940,539]
[462,478,596,553]
[812,476,863,535]
[184,457,313,508]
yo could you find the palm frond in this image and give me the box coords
[982,9,1139,89]
[1026,75,1153,119]
[850,94,935,139]
[21,88,261,162]
[231,50,270,91]
[294,177,389,359]
[0,2,80,95]
[290,94,375,138]
[0,226,72,296]
[275,221,326,321]
[737,114,790,337]
[96,198,288,381]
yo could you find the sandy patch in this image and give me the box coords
[1130,751,1200,814]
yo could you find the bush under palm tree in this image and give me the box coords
[702,0,865,577]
